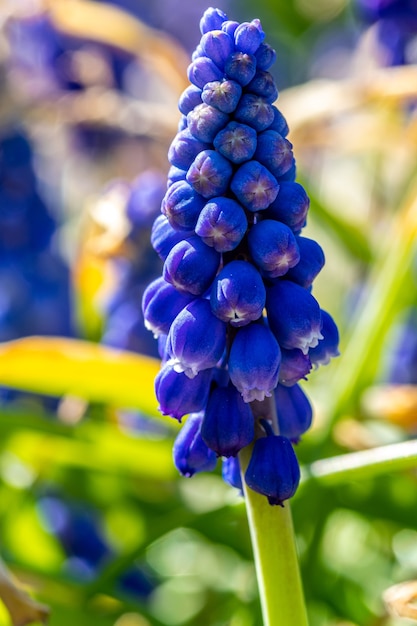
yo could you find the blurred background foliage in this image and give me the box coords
[0,0,416,625]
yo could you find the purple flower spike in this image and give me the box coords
[151,214,190,260]
[213,121,257,164]
[201,30,235,69]
[187,103,229,143]
[187,149,233,198]
[229,322,281,402]
[173,413,217,477]
[167,298,226,378]
[254,130,294,178]
[178,85,203,115]
[234,20,265,55]
[210,260,266,326]
[309,310,340,366]
[155,363,213,421]
[275,383,313,443]
[279,348,312,387]
[195,197,248,252]
[199,7,228,35]
[231,161,279,212]
[161,180,205,231]
[245,432,300,506]
[222,456,243,493]
[266,280,323,354]
[265,181,309,233]
[201,80,242,114]
[247,71,279,103]
[286,237,325,288]
[163,235,220,295]
[142,277,195,337]
[224,52,257,86]
[234,93,275,131]
[168,128,210,170]
[187,57,225,89]
[255,43,277,70]
[201,384,255,457]
[248,219,300,278]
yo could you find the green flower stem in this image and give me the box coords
[239,396,309,626]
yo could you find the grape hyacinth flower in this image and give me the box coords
[143,7,340,505]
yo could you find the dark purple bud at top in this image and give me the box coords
[187,103,229,143]
[201,384,255,457]
[168,129,210,170]
[234,20,265,55]
[248,219,300,278]
[210,260,266,326]
[229,322,281,402]
[173,413,217,477]
[167,165,187,187]
[254,130,294,179]
[221,20,239,37]
[167,298,226,378]
[231,160,279,212]
[178,84,203,115]
[247,70,278,103]
[202,80,242,114]
[234,93,275,131]
[245,433,300,505]
[142,277,195,337]
[163,235,220,296]
[269,106,289,137]
[224,52,257,86]
[266,280,323,354]
[275,383,313,443]
[151,214,190,260]
[199,7,228,34]
[222,456,243,493]
[187,57,224,89]
[187,149,233,199]
[162,180,205,231]
[195,196,247,252]
[255,43,276,70]
[286,237,325,288]
[309,310,340,366]
[155,363,213,420]
[213,121,257,164]
[264,181,309,233]
[279,348,312,387]
[201,30,235,69]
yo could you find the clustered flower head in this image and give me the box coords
[143,7,340,506]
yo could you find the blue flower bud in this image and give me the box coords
[266,280,323,354]
[275,383,313,443]
[173,413,217,476]
[187,103,229,143]
[163,235,220,295]
[195,196,248,252]
[151,215,191,260]
[248,219,300,278]
[201,80,242,114]
[255,43,277,70]
[254,130,294,178]
[286,236,325,288]
[234,93,275,131]
[264,181,309,233]
[199,7,228,35]
[229,322,281,402]
[234,20,265,55]
[192,44,205,61]
[279,348,312,386]
[247,70,278,103]
[201,384,255,456]
[277,160,297,183]
[167,165,187,187]
[167,298,226,378]
[224,52,257,86]
[245,432,300,505]
[309,310,340,366]
[142,277,195,337]
[162,180,205,231]
[213,121,257,164]
[178,85,203,115]
[155,363,213,420]
[187,149,233,198]
[187,57,224,89]
[221,20,239,37]
[222,456,243,493]
[210,260,266,326]
[230,160,279,212]
[269,106,289,136]
[201,30,235,69]
[168,128,210,170]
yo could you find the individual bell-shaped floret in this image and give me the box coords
[234,93,275,131]
[228,321,281,402]
[247,70,278,103]
[213,121,257,164]
[201,80,242,114]
[167,298,227,378]
[173,413,217,477]
[247,219,300,278]
[254,130,294,179]
[167,166,187,187]
[151,214,190,261]
[187,103,229,143]
[163,235,220,295]
[255,43,276,70]
[187,150,233,199]
[224,52,257,86]
[195,196,248,252]
[200,29,235,69]
[269,106,289,136]
[222,456,243,494]
[267,280,323,354]
[234,19,265,54]
[264,181,309,233]
[245,426,300,506]
[178,85,203,115]
[161,180,205,231]
[187,56,224,89]
[199,7,228,34]
[155,362,213,421]
[231,161,279,212]
[279,348,312,387]
[168,128,210,170]
[309,310,340,366]
[210,260,265,326]
[275,383,313,443]
[142,277,195,337]
[286,237,325,289]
